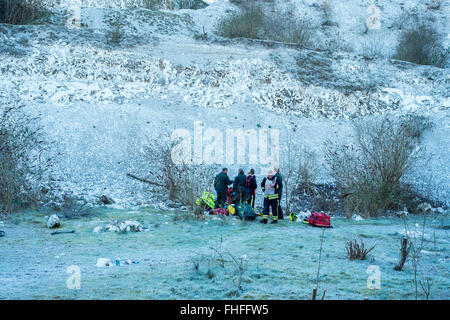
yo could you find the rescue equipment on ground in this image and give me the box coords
[209,208,229,216]
[289,212,298,222]
[307,212,331,228]
[195,191,216,210]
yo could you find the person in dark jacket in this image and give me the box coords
[214,168,233,207]
[260,170,282,224]
[245,169,257,208]
[274,167,284,220]
[233,169,247,203]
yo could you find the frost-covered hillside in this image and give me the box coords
[0,0,448,209]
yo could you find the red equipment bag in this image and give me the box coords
[210,208,229,216]
[308,212,331,228]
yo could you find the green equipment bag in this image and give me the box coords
[235,203,257,221]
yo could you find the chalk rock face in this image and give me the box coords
[47,214,61,228]
[94,220,144,233]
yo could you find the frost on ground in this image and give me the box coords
[0,208,448,299]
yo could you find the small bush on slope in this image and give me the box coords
[0,0,45,25]
[217,3,264,39]
[394,23,448,68]
[0,106,49,213]
[325,114,433,218]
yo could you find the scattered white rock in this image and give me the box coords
[435,207,444,214]
[94,220,145,233]
[96,258,113,267]
[352,214,363,221]
[47,214,61,229]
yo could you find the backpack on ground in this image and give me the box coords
[307,212,331,228]
[235,203,257,221]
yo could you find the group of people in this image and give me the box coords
[214,167,283,224]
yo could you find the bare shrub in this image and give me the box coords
[282,136,318,215]
[262,3,314,47]
[394,23,448,68]
[107,17,124,46]
[141,0,166,10]
[169,0,208,9]
[0,106,49,213]
[208,238,247,294]
[216,3,264,39]
[0,0,45,25]
[128,134,217,211]
[325,114,432,218]
[361,34,387,60]
[217,1,314,47]
[402,214,433,299]
[346,239,376,260]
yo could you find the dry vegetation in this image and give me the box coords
[325,114,432,218]
[0,106,49,213]
[0,0,46,25]
[128,133,217,211]
[218,0,314,48]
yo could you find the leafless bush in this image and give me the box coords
[141,0,168,10]
[217,1,314,48]
[0,0,45,25]
[227,251,245,292]
[262,4,314,48]
[209,238,246,294]
[217,3,264,39]
[361,34,387,60]
[346,239,376,260]
[0,106,49,213]
[282,133,317,215]
[402,214,433,299]
[170,0,208,9]
[394,23,448,68]
[107,17,124,46]
[129,134,217,211]
[325,114,432,218]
